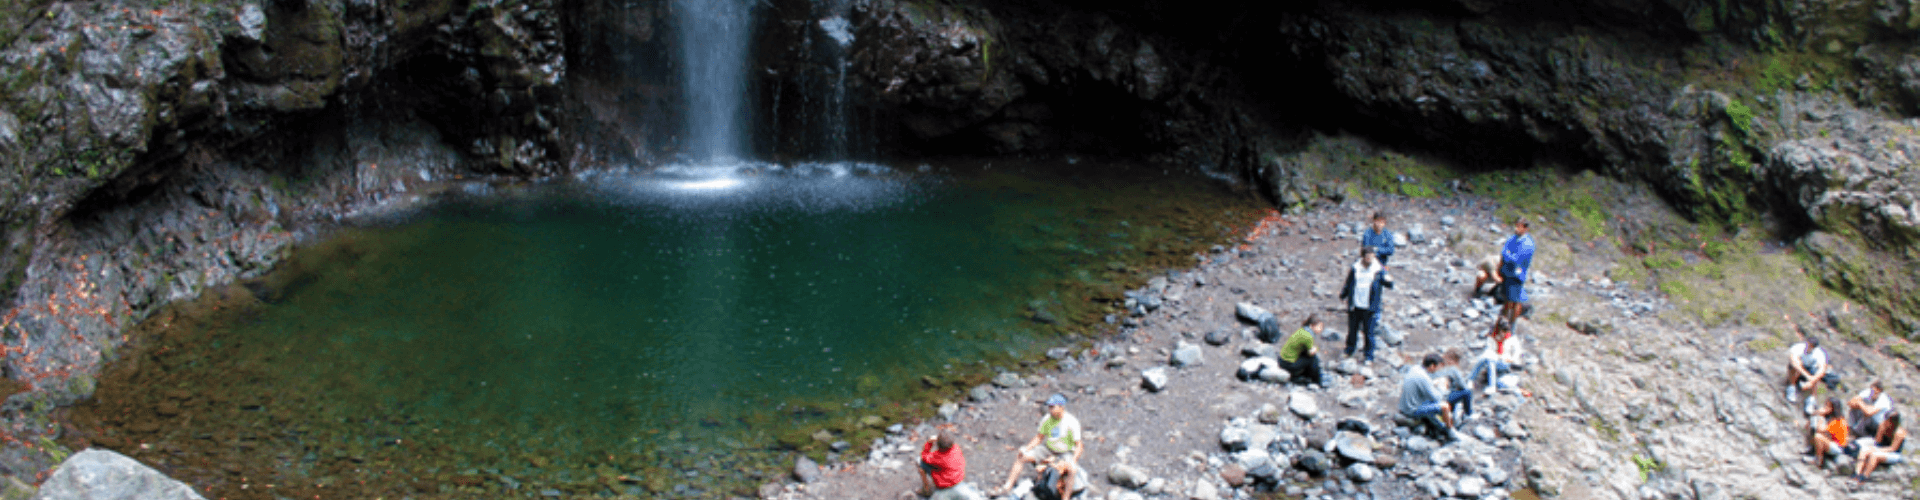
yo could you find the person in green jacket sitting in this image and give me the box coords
[1278,315,1325,386]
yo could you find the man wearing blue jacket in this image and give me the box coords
[1498,218,1534,325]
[1359,212,1395,265]
[1339,247,1393,363]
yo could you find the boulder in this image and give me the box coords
[1108,463,1151,489]
[1295,450,1332,475]
[1237,357,1279,382]
[1204,330,1233,346]
[1485,466,1510,486]
[1246,462,1284,483]
[1170,341,1204,367]
[1378,325,1406,346]
[795,456,822,483]
[34,449,207,500]
[993,372,1027,388]
[1241,344,1279,359]
[1257,367,1290,384]
[1288,391,1320,419]
[1219,427,1250,451]
[1142,367,1170,392]
[1247,426,1277,452]
[970,385,993,402]
[1347,463,1379,483]
[1456,476,1487,498]
[1332,432,1376,464]
[1234,449,1274,470]
[1257,403,1285,424]
[1566,316,1616,336]
[929,482,987,500]
[1236,302,1273,324]
[1220,464,1247,487]
[1189,480,1218,500]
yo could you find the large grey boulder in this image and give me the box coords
[33,449,206,500]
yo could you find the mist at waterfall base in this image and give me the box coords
[73,160,1261,498]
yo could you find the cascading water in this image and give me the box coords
[673,0,753,161]
[816,0,855,160]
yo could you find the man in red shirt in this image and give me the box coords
[918,432,965,497]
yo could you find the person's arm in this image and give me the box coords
[1018,433,1043,454]
[1805,357,1827,388]
[1339,268,1356,301]
[1787,348,1810,379]
[1381,231,1395,258]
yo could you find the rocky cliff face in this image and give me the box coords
[0,0,570,484]
[793,0,1920,334]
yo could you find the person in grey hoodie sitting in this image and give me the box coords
[1339,247,1393,363]
[1401,354,1455,443]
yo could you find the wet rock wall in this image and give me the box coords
[0,0,568,487]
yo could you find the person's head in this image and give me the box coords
[1371,212,1386,231]
[1821,397,1841,416]
[1045,393,1068,418]
[1869,379,1885,398]
[1491,319,1514,340]
[935,432,956,451]
[1805,335,1820,349]
[1513,217,1530,235]
[1882,411,1903,439]
[1360,246,1377,266]
[1421,353,1442,371]
[1443,348,1463,366]
[1302,314,1322,332]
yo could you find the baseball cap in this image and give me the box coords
[1044,393,1068,407]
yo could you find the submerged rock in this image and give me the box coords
[35,449,206,500]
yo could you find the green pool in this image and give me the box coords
[75,159,1261,499]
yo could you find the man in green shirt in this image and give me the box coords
[1278,315,1325,386]
[996,394,1083,499]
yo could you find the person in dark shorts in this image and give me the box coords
[1498,218,1534,324]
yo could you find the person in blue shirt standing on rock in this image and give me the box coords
[1339,247,1393,363]
[1358,212,1397,345]
[1498,217,1534,325]
[1360,212,1396,265]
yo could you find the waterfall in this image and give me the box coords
[674,0,753,161]
[817,4,854,160]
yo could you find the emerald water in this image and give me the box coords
[76,160,1259,498]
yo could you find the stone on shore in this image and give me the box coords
[1257,403,1284,424]
[1236,357,1278,382]
[1204,330,1232,346]
[794,455,824,483]
[1235,302,1272,324]
[992,372,1027,388]
[1189,480,1218,500]
[1348,463,1379,483]
[1142,367,1170,392]
[1170,341,1204,367]
[1456,476,1487,497]
[929,483,987,500]
[34,449,207,500]
[1108,463,1151,489]
[1288,391,1319,419]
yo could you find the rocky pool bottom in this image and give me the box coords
[54,159,1266,500]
